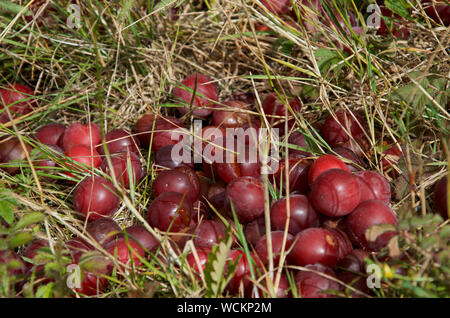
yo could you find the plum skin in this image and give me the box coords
[101,151,146,189]
[270,194,320,235]
[35,123,67,148]
[153,168,200,204]
[148,192,193,232]
[434,176,448,220]
[0,136,32,175]
[73,176,120,221]
[308,154,350,187]
[226,176,265,223]
[123,225,159,253]
[345,199,398,252]
[310,169,361,217]
[173,73,218,118]
[97,129,140,156]
[288,228,340,268]
[0,83,36,124]
[62,122,102,152]
[295,264,341,298]
[86,217,121,246]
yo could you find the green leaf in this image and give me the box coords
[13,212,45,230]
[35,283,54,298]
[0,0,31,15]
[79,252,111,275]
[204,223,235,297]
[385,0,410,19]
[0,190,18,225]
[8,231,33,249]
[315,48,342,74]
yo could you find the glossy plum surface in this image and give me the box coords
[123,225,159,253]
[212,100,251,128]
[355,171,391,204]
[134,114,185,152]
[288,228,340,267]
[270,194,320,235]
[255,231,293,265]
[0,136,32,175]
[0,84,36,124]
[64,145,102,176]
[35,123,67,148]
[310,169,361,217]
[295,264,341,298]
[320,110,364,147]
[173,73,218,118]
[434,176,448,220]
[62,122,101,152]
[308,154,350,187]
[86,217,121,246]
[97,129,140,156]
[155,144,194,169]
[148,192,192,232]
[226,250,253,294]
[191,220,226,248]
[73,176,120,221]
[345,199,398,252]
[261,93,302,133]
[226,176,265,223]
[153,168,200,203]
[105,236,145,269]
[101,151,146,189]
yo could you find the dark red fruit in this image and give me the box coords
[0,136,32,175]
[311,169,361,217]
[434,176,448,220]
[186,247,211,273]
[207,180,227,211]
[105,236,145,269]
[261,0,292,15]
[345,200,398,252]
[270,156,310,195]
[288,131,312,157]
[331,146,363,172]
[73,176,120,221]
[226,176,265,223]
[66,237,94,263]
[321,110,364,147]
[423,1,450,26]
[336,249,370,297]
[153,168,200,203]
[224,92,255,106]
[134,114,185,152]
[0,84,36,124]
[247,273,291,298]
[35,123,67,148]
[173,73,218,118]
[148,192,192,232]
[62,122,101,152]
[212,100,251,128]
[289,228,340,267]
[34,145,63,172]
[245,216,266,247]
[97,129,140,156]
[86,217,121,246]
[261,93,302,133]
[101,151,146,189]
[376,7,410,39]
[355,171,391,204]
[381,143,403,175]
[255,231,293,265]
[326,227,353,260]
[295,264,341,298]
[226,250,253,294]
[64,145,102,176]
[308,154,350,187]
[123,225,159,253]
[155,144,194,169]
[270,194,320,235]
[191,220,226,248]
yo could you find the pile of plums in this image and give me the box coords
[1,69,447,298]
